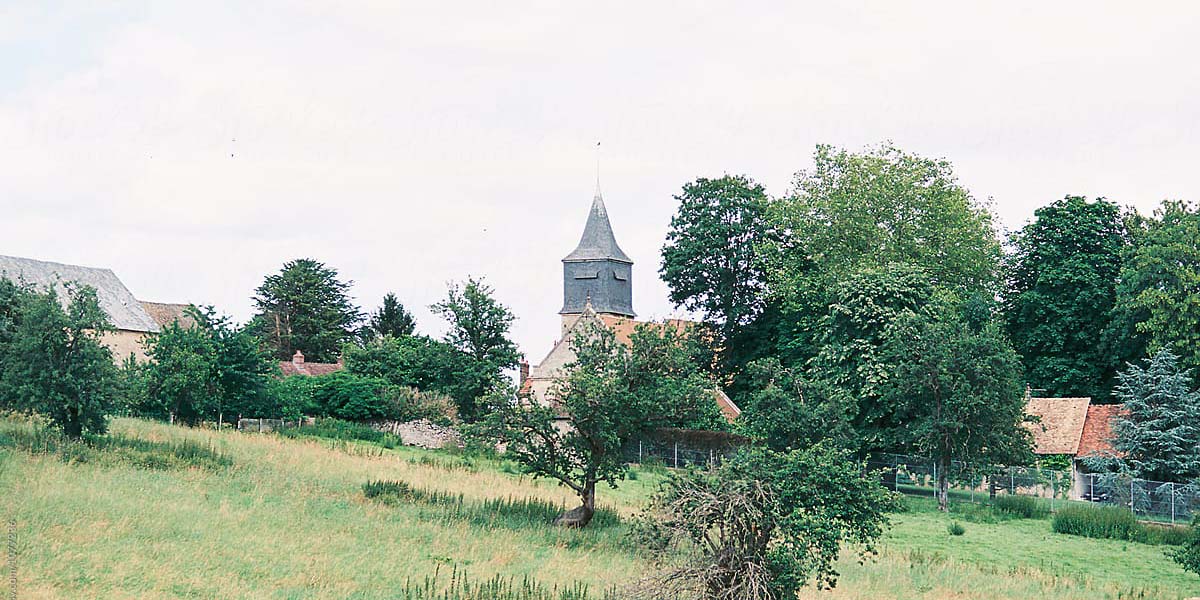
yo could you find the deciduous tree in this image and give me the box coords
[765,143,1001,365]
[0,284,117,438]
[431,278,518,421]
[1114,200,1200,376]
[1004,196,1129,400]
[660,175,777,384]
[484,322,716,528]
[880,305,1029,511]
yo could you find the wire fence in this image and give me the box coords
[622,438,730,469]
[869,452,1200,524]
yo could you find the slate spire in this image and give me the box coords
[563,190,632,263]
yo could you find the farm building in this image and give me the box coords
[0,254,176,363]
[519,186,739,422]
[1023,395,1122,499]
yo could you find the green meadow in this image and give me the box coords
[1,417,1197,599]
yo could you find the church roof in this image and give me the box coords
[563,192,632,263]
[0,254,160,333]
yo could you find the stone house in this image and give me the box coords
[0,254,172,363]
[519,187,740,422]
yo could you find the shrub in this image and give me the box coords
[280,418,398,446]
[266,375,319,419]
[312,372,394,421]
[1173,517,1200,574]
[947,521,966,536]
[1052,504,1139,541]
[993,494,1050,519]
[1135,522,1190,546]
[308,372,459,425]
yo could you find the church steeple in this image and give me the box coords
[563,191,632,263]
[560,189,635,317]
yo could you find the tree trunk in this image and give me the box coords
[553,482,596,528]
[63,413,83,440]
[937,454,950,512]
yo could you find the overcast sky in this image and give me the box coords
[2,2,1198,365]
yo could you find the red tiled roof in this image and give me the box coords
[712,388,741,421]
[279,361,343,377]
[1023,397,1091,455]
[596,314,694,347]
[1077,404,1125,458]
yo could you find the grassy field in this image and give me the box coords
[1,417,1198,599]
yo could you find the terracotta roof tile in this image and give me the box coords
[1078,404,1125,458]
[1023,397,1091,455]
[278,361,343,377]
[139,301,198,329]
[596,314,693,347]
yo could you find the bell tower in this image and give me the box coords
[560,187,634,330]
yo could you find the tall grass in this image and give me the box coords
[400,566,616,599]
[1052,504,1139,540]
[363,479,622,529]
[1051,503,1188,545]
[0,419,230,471]
[992,494,1050,519]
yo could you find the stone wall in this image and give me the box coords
[373,419,462,449]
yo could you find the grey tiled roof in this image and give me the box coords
[0,255,160,333]
[563,192,632,263]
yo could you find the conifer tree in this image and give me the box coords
[1105,349,1200,482]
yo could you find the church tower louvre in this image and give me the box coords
[560,186,635,327]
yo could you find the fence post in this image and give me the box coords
[1010,469,1015,495]
[638,440,642,464]
[1172,482,1177,524]
[1089,474,1094,502]
[709,449,714,468]
[673,442,679,469]
[1131,479,1136,515]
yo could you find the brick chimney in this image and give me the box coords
[519,360,530,384]
[292,350,305,365]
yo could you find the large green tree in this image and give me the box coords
[250,258,362,362]
[660,175,777,385]
[0,283,117,438]
[431,278,519,421]
[484,322,717,528]
[736,357,856,453]
[1004,196,1129,400]
[880,305,1029,511]
[765,143,1002,364]
[1114,200,1200,376]
[809,263,936,451]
